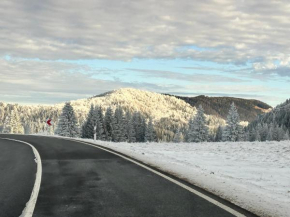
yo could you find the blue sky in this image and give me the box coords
[0,0,290,106]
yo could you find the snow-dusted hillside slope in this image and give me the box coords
[71,88,198,124]
[80,139,290,217]
[0,88,225,137]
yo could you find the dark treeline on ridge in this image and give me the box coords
[169,94,272,122]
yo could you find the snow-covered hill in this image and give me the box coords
[0,88,225,139]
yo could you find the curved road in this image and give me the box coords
[0,135,257,217]
[0,138,36,217]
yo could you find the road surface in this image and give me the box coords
[0,135,258,217]
[0,138,36,217]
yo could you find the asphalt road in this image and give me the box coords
[0,135,258,217]
[0,138,36,217]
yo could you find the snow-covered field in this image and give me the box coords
[79,139,290,217]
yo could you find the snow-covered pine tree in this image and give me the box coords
[55,102,79,137]
[260,124,269,142]
[271,124,280,141]
[277,126,286,141]
[95,106,106,140]
[185,118,193,142]
[2,114,11,133]
[3,108,24,134]
[187,105,208,143]
[125,111,131,139]
[145,117,155,142]
[254,123,262,141]
[222,102,242,142]
[119,108,127,142]
[104,107,113,141]
[112,107,122,142]
[249,128,256,141]
[267,123,274,141]
[127,116,136,143]
[133,111,146,142]
[81,104,96,138]
[11,109,24,134]
[244,130,250,141]
[239,127,246,141]
[283,130,290,140]
[173,127,183,143]
[141,116,147,142]
[255,129,261,141]
[215,125,223,142]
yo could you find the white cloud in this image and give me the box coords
[1,0,290,106]
[0,59,178,104]
[0,0,290,65]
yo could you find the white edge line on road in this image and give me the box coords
[2,138,42,217]
[63,137,246,217]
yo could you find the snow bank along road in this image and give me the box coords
[0,135,257,217]
[87,141,290,217]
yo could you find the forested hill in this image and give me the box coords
[169,95,272,122]
[248,99,290,131]
[0,88,225,141]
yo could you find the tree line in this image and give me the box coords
[183,102,289,143]
[55,101,290,143]
[3,100,288,143]
[245,98,290,142]
[56,102,156,142]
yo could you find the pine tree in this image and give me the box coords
[185,118,193,142]
[272,125,280,141]
[249,128,256,141]
[104,107,113,141]
[141,117,147,142]
[81,104,96,138]
[3,108,24,134]
[244,130,250,141]
[283,130,290,140]
[127,117,136,143]
[260,124,268,142]
[95,106,106,140]
[145,118,155,142]
[173,127,183,143]
[55,102,79,137]
[188,105,208,143]
[112,107,122,142]
[255,129,261,141]
[239,127,246,141]
[222,102,242,142]
[119,108,127,142]
[133,111,146,142]
[2,115,12,133]
[267,124,274,141]
[125,111,132,140]
[215,126,223,142]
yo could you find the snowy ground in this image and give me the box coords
[78,139,290,217]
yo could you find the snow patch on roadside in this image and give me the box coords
[79,139,290,217]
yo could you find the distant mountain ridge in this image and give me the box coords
[168,94,272,122]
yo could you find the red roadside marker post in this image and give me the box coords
[46,119,52,126]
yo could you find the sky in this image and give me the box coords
[1,0,290,106]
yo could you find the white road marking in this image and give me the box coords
[2,138,42,217]
[63,137,246,217]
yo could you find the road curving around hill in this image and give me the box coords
[0,134,258,217]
